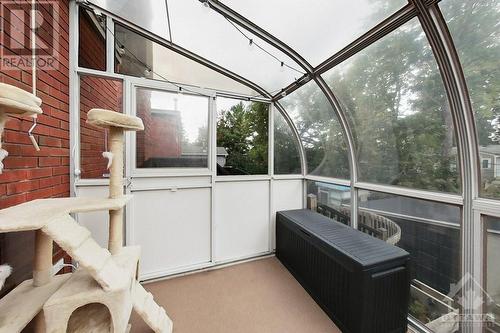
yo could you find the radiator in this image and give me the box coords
[276,209,411,333]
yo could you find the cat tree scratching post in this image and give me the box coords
[86,109,144,255]
[0,86,172,333]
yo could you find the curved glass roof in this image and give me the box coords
[221,0,408,66]
[86,0,499,198]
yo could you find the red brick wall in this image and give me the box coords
[0,0,71,296]
[79,75,122,178]
[136,89,182,167]
[1,0,70,208]
[78,8,106,71]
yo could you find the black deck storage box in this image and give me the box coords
[276,209,410,333]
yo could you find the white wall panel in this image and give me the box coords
[271,180,304,250]
[130,188,211,279]
[215,181,270,262]
[75,185,110,248]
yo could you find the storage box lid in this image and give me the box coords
[277,209,409,270]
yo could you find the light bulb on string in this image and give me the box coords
[117,44,125,56]
[144,67,152,77]
[280,61,285,72]
[248,39,254,52]
[280,90,287,98]
[202,0,210,11]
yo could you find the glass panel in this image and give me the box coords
[79,8,106,70]
[280,81,350,179]
[222,0,407,66]
[306,180,351,225]
[216,97,269,175]
[440,0,500,199]
[80,75,123,179]
[168,0,304,93]
[485,215,500,332]
[114,23,259,97]
[274,110,301,175]
[322,18,460,193]
[135,88,209,168]
[86,0,170,40]
[359,190,461,331]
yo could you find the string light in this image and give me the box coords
[280,61,284,72]
[223,17,305,76]
[280,90,287,97]
[79,0,273,100]
[202,0,210,10]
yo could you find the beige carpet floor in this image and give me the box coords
[130,257,341,333]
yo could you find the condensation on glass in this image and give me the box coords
[322,17,460,193]
[79,75,123,179]
[440,0,500,199]
[216,97,269,176]
[221,0,407,66]
[274,110,301,175]
[483,215,500,331]
[359,190,461,330]
[114,23,258,97]
[280,81,350,179]
[135,88,210,169]
[78,7,106,71]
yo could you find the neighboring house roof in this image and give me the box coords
[217,147,228,156]
[479,145,500,156]
[451,145,500,156]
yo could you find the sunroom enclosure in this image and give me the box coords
[68,0,499,332]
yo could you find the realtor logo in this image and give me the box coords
[0,1,60,70]
[440,273,497,328]
[447,273,494,311]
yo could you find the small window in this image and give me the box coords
[78,8,106,71]
[216,97,269,175]
[483,159,491,169]
[135,88,209,169]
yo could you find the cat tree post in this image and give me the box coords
[86,108,144,255]
[108,126,124,254]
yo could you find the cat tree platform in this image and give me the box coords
[43,246,141,333]
[0,196,132,232]
[0,274,71,333]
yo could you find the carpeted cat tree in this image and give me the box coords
[0,83,173,333]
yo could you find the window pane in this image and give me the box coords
[359,191,461,330]
[167,0,303,93]
[485,215,500,331]
[440,0,500,199]
[222,0,407,66]
[306,180,351,225]
[86,0,170,40]
[114,23,259,97]
[322,18,460,193]
[280,81,350,179]
[274,110,301,175]
[216,97,269,175]
[136,88,209,168]
[80,75,123,179]
[78,8,106,71]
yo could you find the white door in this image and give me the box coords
[126,82,214,280]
